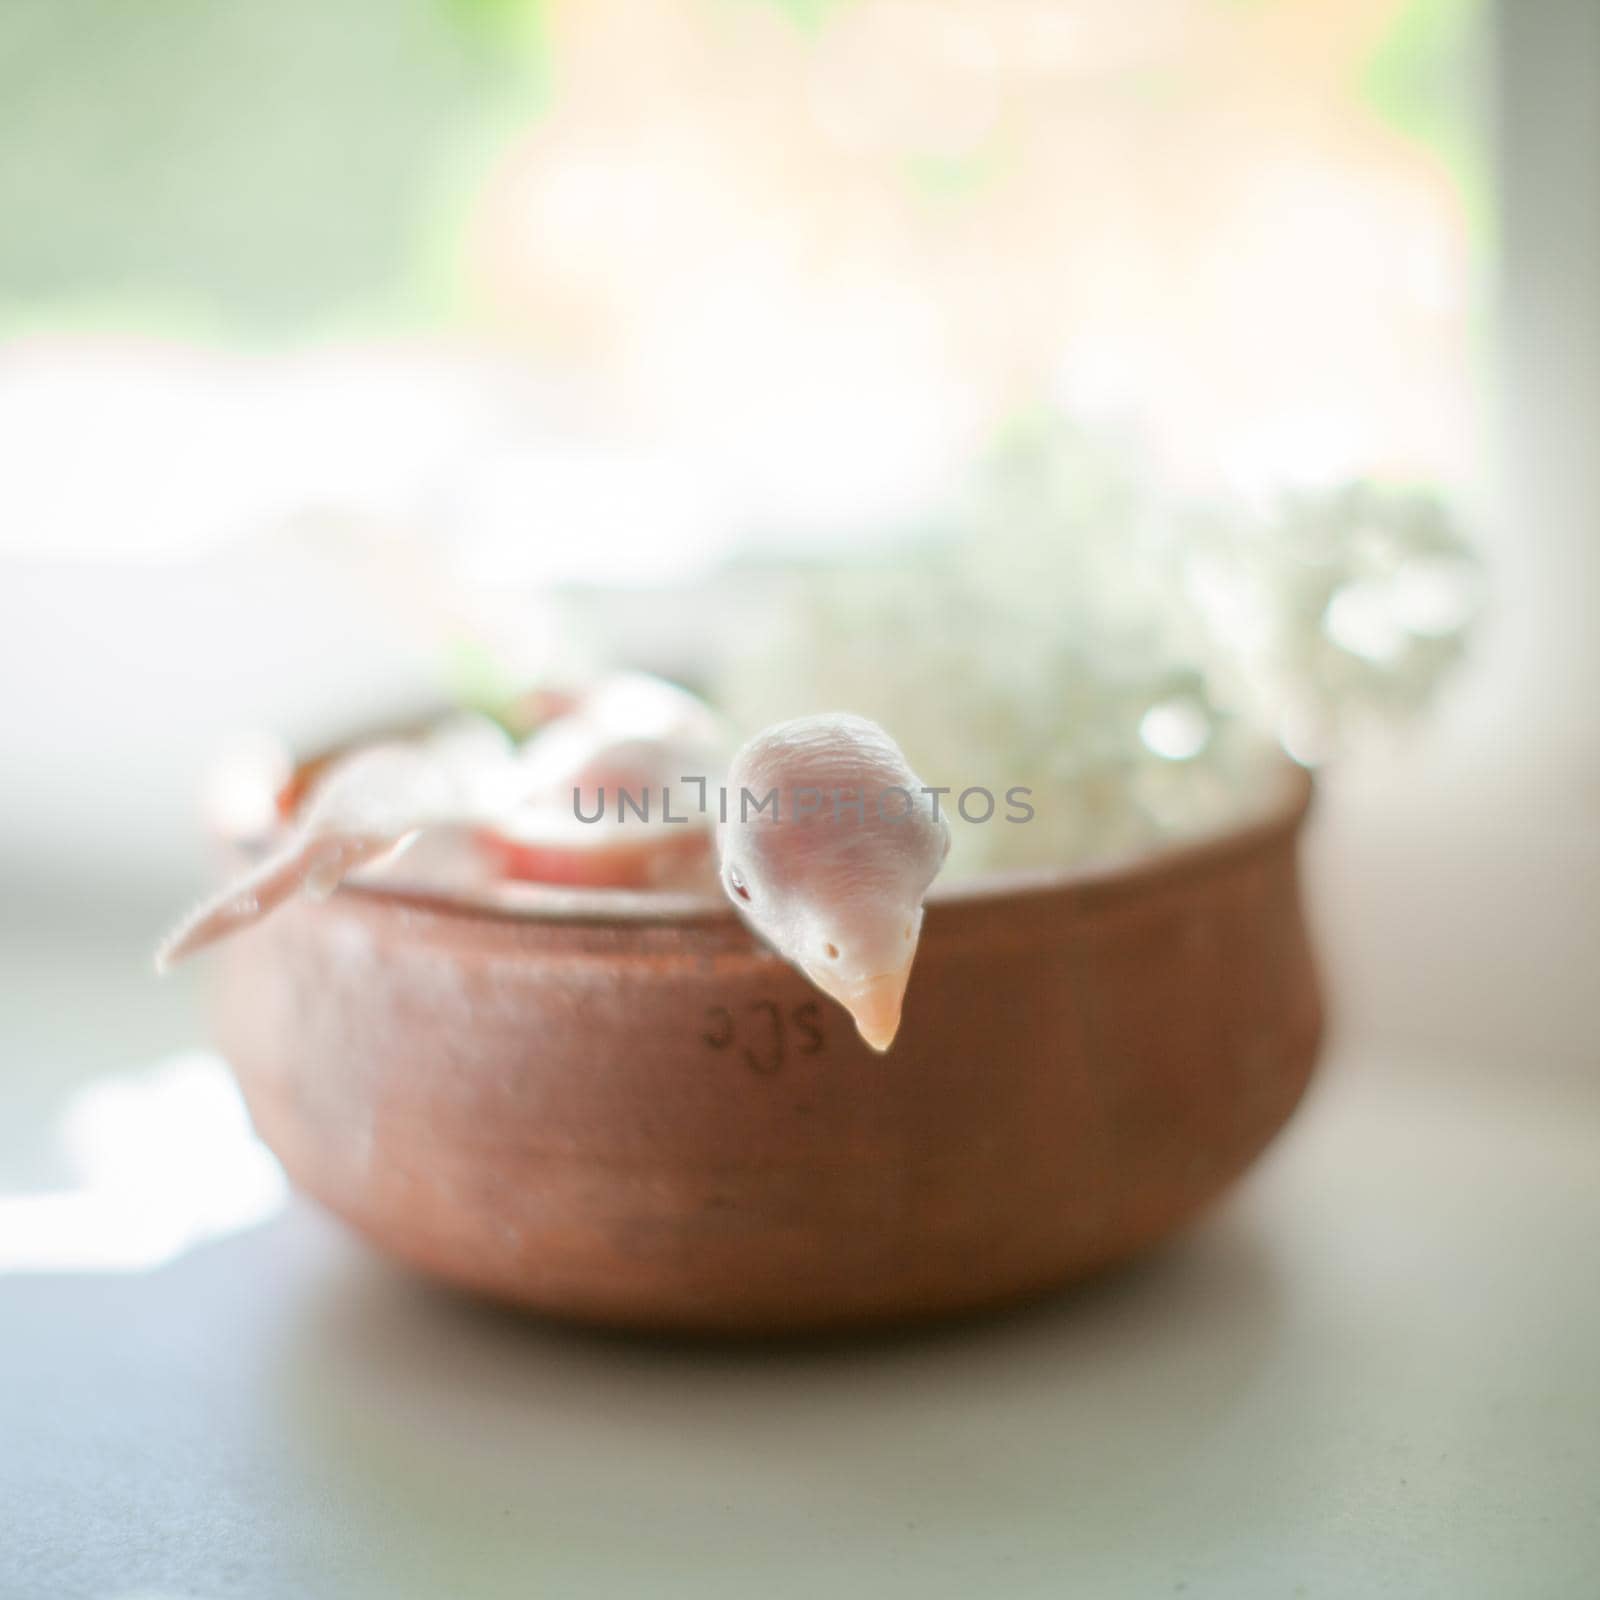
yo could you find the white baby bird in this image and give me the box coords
[716,713,950,1054]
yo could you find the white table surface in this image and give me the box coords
[3,907,1597,1600]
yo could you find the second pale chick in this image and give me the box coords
[717,714,950,1053]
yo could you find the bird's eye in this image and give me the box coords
[727,864,751,902]
[823,942,840,960]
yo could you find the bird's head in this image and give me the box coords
[718,714,949,1053]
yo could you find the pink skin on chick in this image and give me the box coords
[157,674,726,969]
[716,713,950,1053]
[155,740,476,970]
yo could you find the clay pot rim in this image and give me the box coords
[331,759,1313,929]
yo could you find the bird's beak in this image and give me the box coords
[841,965,912,1054]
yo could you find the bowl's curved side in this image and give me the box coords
[216,798,1323,1333]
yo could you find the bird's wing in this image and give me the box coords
[154,831,411,971]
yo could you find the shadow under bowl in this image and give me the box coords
[215,765,1323,1334]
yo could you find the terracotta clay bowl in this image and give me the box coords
[215,764,1322,1334]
